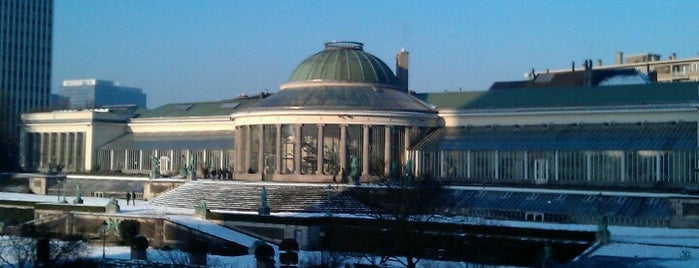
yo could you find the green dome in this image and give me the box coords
[287,41,398,87]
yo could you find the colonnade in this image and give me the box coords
[23,132,85,172]
[235,123,415,180]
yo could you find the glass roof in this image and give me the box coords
[247,86,436,113]
[445,189,670,219]
[100,131,234,150]
[412,122,696,151]
[287,41,398,87]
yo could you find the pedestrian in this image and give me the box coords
[126,191,131,205]
[132,191,137,206]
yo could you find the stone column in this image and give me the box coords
[384,126,392,176]
[275,124,282,175]
[246,126,252,173]
[362,125,370,177]
[404,127,411,167]
[339,125,347,174]
[317,124,324,175]
[235,127,242,173]
[47,133,53,167]
[39,133,45,169]
[258,125,264,174]
[294,124,301,174]
[586,151,592,182]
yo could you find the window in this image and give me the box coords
[672,64,689,76]
[534,159,549,181]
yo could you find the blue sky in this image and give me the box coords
[53,0,699,108]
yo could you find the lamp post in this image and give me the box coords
[101,221,108,259]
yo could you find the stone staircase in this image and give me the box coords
[149,181,372,214]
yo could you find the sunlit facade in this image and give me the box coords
[18,41,699,189]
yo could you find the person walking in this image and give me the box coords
[132,191,137,206]
[125,191,131,205]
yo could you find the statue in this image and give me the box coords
[195,201,209,219]
[151,156,160,179]
[106,198,120,213]
[187,152,196,180]
[596,214,611,244]
[73,182,83,204]
[258,186,270,215]
[390,161,398,179]
[404,159,414,183]
[350,155,360,185]
[60,181,67,203]
[542,242,553,267]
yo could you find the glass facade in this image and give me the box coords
[235,123,413,181]
[57,79,146,109]
[414,146,698,186]
[0,0,53,169]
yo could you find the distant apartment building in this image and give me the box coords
[0,0,53,170]
[57,79,147,109]
[540,52,699,83]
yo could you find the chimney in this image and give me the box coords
[584,59,593,86]
[571,61,575,71]
[396,48,409,92]
[597,59,602,67]
[615,52,624,65]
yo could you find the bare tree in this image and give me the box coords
[48,234,91,265]
[156,246,191,266]
[0,235,36,268]
[352,176,446,268]
[0,225,90,268]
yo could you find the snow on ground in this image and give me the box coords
[4,190,699,267]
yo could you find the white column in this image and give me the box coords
[110,150,114,170]
[339,125,347,173]
[294,124,301,174]
[494,151,499,179]
[124,150,129,171]
[245,126,252,173]
[258,126,264,173]
[523,151,528,180]
[235,127,243,173]
[275,124,282,175]
[317,124,324,175]
[620,152,626,182]
[220,151,224,170]
[404,127,411,167]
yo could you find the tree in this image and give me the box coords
[0,235,36,268]
[0,234,89,268]
[352,176,446,268]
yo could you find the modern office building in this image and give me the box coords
[57,79,147,109]
[541,52,699,83]
[0,0,53,170]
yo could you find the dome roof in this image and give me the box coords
[286,41,399,88]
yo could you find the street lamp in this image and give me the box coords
[101,221,108,259]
